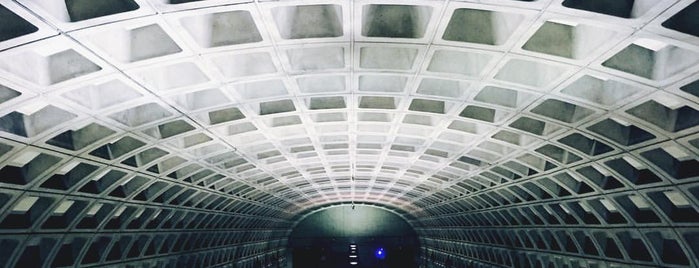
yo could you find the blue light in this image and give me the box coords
[374,247,386,260]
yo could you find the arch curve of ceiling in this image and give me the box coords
[0,0,698,267]
[288,201,420,230]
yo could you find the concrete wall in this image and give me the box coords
[289,205,419,268]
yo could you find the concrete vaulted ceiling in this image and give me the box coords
[0,0,698,267]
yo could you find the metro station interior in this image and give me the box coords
[0,0,698,267]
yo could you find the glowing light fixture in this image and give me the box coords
[349,244,359,265]
[375,247,386,260]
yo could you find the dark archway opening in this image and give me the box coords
[288,205,419,268]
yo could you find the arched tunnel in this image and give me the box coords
[0,0,698,267]
[289,204,419,268]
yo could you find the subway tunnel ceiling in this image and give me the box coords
[0,0,699,267]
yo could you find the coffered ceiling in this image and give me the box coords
[0,0,698,267]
